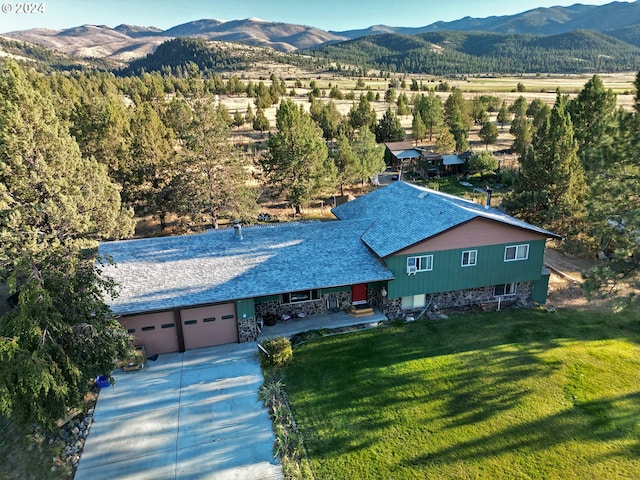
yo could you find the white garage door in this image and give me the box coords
[180,303,238,350]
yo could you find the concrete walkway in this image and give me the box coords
[257,307,388,341]
[74,343,283,480]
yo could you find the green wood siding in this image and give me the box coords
[255,295,281,304]
[235,298,255,319]
[386,240,547,298]
[531,269,551,304]
[321,286,350,295]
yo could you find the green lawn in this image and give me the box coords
[283,306,640,479]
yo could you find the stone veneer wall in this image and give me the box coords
[238,316,258,343]
[381,282,533,318]
[255,291,352,319]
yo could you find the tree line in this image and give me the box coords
[307,30,640,76]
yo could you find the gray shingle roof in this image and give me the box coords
[332,181,558,258]
[98,220,394,315]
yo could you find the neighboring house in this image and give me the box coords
[99,181,559,355]
[416,153,443,178]
[384,141,426,169]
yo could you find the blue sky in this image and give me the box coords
[0,0,625,33]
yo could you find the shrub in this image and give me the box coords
[259,337,293,368]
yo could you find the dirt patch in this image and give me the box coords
[544,248,599,309]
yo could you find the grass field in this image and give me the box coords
[283,305,640,479]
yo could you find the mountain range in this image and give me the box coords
[1,1,640,66]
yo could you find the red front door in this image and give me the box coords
[352,284,367,304]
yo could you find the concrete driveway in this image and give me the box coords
[74,343,283,480]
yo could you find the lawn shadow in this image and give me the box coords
[285,306,640,466]
[403,391,640,469]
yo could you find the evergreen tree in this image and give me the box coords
[0,61,134,430]
[332,133,358,195]
[245,103,255,125]
[232,109,245,129]
[509,96,528,117]
[504,95,587,235]
[349,94,377,132]
[310,99,343,141]
[411,113,427,145]
[396,93,411,116]
[510,114,534,156]
[375,107,405,143]
[253,107,270,137]
[444,89,471,151]
[70,93,131,180]
[567,75,617,172]
[496,101,511,130]
[414,92,443,141]
[352,128,386,184]
[434,125,456,154]
[177,99,257,228]
[582,74,640,303]
[128,103,177,230]
[479,120,499,149]
[262,99,334,214]
[163,95,193,140]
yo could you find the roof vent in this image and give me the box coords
[485,188,493,210]
[233,220,243,240]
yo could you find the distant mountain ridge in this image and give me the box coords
[1,1,640,65]
[332,1,640,39]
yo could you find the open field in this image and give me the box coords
[224,71,636,152]
[284,305,640,480]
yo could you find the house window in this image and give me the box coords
[495,283,516,296]
[461,250,477,267]
[407,255,433,274]
[401,294,426,309]
[282,289,320,304]
[505,244,529,262]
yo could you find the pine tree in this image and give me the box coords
[414,92,443,141]
[496,101,511,130]
[178,98,257,228]
[253,106,270,137]
[349,94,377,132]
[479,120,499,149]
[582,73,640,303]
[262,99,334,214]
[434,125,456,154]
[375,107,405,143]
[333,133,358,195]
[411,113,427,145]
[352,128,385,184]
[128,102,176,230]
[504,94,587,235]
[444,89,471,152]
[567,75,617,172]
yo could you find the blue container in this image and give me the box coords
[95,375,110,388]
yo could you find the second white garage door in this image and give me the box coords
[180,303,239,350]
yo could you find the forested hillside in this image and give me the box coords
[0,37,115,71]
[306,30,640,75]
[122,37,324,76]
